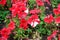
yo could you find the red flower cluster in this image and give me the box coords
[19,14,40,29]
[0,20,15,40]
[29,8,41,27]
[10,0,41,29]
[0,0,60,40]
[47,30,58,40]
[10,0,29,30]
[53,4,60,15]
[10,1,27,19]
[53,4,60,24]
[0,0,6,6]
[44,14,54,24]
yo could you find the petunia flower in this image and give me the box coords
[44,14,54,24]
[8,20,15,31]
[53,4,60,16]
[1,28,11,39]
[28,14,40,27]
[53,8,60,15]
[19,19,28,30]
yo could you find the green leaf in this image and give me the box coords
[26,28,32,33]
[40,13,45,20]
[0,11,9,24]
[13,17,19,27]
[29,0,36,9]
[47,29,51,35]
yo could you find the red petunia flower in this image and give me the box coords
[0,21,15,40]
[55,16,60,24]
[1,28,11,39]
[8,20,15,31]
[53,8,60,15]
[44,14,54,24]
[0,0,6,6]
[30,8,41,15]
[36,0,44,6]
[28,14,40,27]
[53,4,60,16]
[19,19,28,30]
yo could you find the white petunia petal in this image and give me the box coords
[24,8,29,14]
[31,21,38,27]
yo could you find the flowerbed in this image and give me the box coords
[0,0,60,40]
